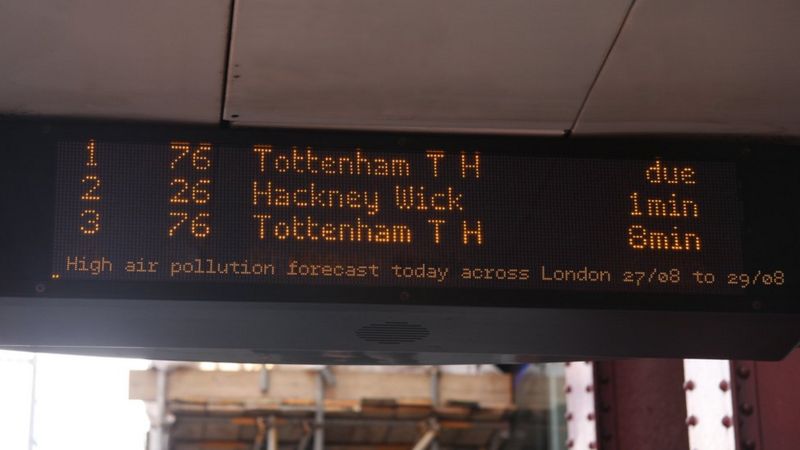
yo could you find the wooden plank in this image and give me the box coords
[440,372,512,407]
[328,369,430,402]
[130,367,512,408]
[394,404,431,419]
[130,368,317,402]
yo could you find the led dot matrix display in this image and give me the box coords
[50,139,789,295]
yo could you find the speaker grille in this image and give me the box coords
[356,322,430,344]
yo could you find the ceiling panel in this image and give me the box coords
[224,0,632,134]
[0,0,231,123]
[575,0,800,136]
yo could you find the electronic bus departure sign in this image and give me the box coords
[1,118,799,362]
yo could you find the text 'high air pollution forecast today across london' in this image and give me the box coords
[52,140,787,293]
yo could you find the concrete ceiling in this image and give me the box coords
[0,0,231,123]
[1,0,798,136]
[574,0,800,136]
[223,0,632,134]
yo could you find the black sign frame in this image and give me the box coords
[0,117,798,362]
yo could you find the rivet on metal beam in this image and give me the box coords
[721,416,732,428]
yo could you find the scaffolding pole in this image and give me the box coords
[412,419,440,450]
[314,367,335,450]
[429,368,441,450]
[267,415,278,450]
[149,365,171,450]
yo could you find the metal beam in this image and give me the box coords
[732,349,800,450]
[683,360,734,450]
[593,359,689,450]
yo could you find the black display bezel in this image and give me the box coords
[1,117,798,315]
